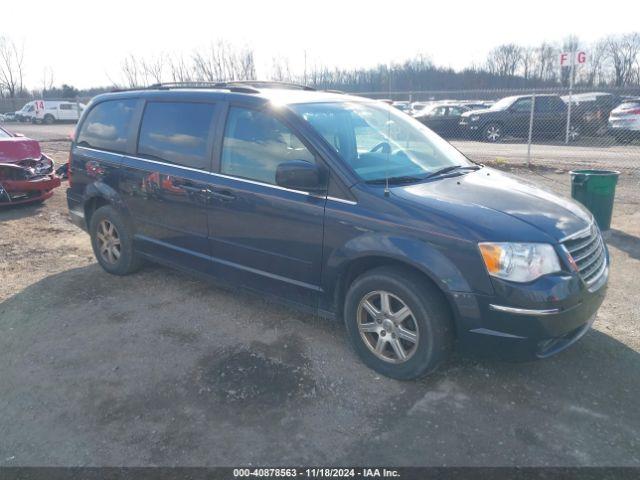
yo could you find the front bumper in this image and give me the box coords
[0,175,61,206]
[459,120,481,136]
[453,267,608,361]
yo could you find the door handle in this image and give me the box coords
[179,184,208,194]
[207,189,236,201]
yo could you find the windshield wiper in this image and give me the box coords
[425,164,481,179]
[365,175,425,185]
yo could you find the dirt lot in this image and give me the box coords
[0,146,639,466]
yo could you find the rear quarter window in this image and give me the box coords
[77,99,138,153]
[137,102,216,170]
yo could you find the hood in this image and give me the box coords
[392,168,592,242]
[0,136,42,163]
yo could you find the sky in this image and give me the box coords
[2,0,640,89]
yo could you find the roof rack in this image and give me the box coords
[112,80,318,94]
[215,80,316,91]
[147,82,259,93]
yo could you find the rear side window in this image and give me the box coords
[60,104,73,110]
[137,102,216,170]
[77,99,137,153]
[221,107,315,185]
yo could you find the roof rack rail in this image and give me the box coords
[214,80,316,91]
[148,82,259,93]
[111,80,318,94]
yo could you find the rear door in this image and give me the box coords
[205,104,327,307]
[124,100,221,271]
[534,96,564,136]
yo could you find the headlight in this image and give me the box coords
[35,156,54,175]
[469,115,480,122]
[478,242,561,283]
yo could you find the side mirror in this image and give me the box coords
[13,133,25,137]
[276,160,326,194]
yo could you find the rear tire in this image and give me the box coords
[344,266,453,380]
[89,205,142,275]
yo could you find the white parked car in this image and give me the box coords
[608,98,640,144]
[16,100,86,124]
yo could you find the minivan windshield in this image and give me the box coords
[290,101,473,183]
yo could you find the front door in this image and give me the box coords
[506,97,534,137]
[206,105,327,307]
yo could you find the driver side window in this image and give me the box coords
[221,107,315,185]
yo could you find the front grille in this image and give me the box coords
[562,224,607,287]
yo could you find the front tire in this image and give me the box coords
[89,205,142,275]
[344,266,453,380]
[43,114,55,125]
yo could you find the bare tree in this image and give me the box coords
[520,46,536,79]
[270,56,292,82]
[534,42,558,82]
[141,55,165,85]
[192,41,256,82]
[486,44,522,77]
[605,33,640,86]
[41,66,54,97]
[121,54,141,87]
[584,39,608,86]
[168,54,193,82]
[0,36,25,98]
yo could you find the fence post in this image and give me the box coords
[565,52,575,144]
[527,93,536,168]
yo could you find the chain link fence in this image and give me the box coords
[357,87,640,178]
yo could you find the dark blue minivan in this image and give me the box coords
[67,82,609,379]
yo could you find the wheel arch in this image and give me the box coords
[327,232,477,334]
[82,182,132,230]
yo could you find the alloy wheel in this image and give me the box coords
[96,219,121,264]
[357,290,419,363]
[485,125,501,142]
[568,125,580,142]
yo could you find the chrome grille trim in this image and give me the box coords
[562,224,607,287]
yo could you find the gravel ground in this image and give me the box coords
[0,147,639,466]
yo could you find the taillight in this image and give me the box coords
[67,151,73,187]
[626,108,640,115]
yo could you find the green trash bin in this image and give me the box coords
[570,169,620,230]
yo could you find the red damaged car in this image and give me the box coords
[0,125,61,205]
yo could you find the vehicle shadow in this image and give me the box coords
[606,228,640,260]
[0,200,48,221]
